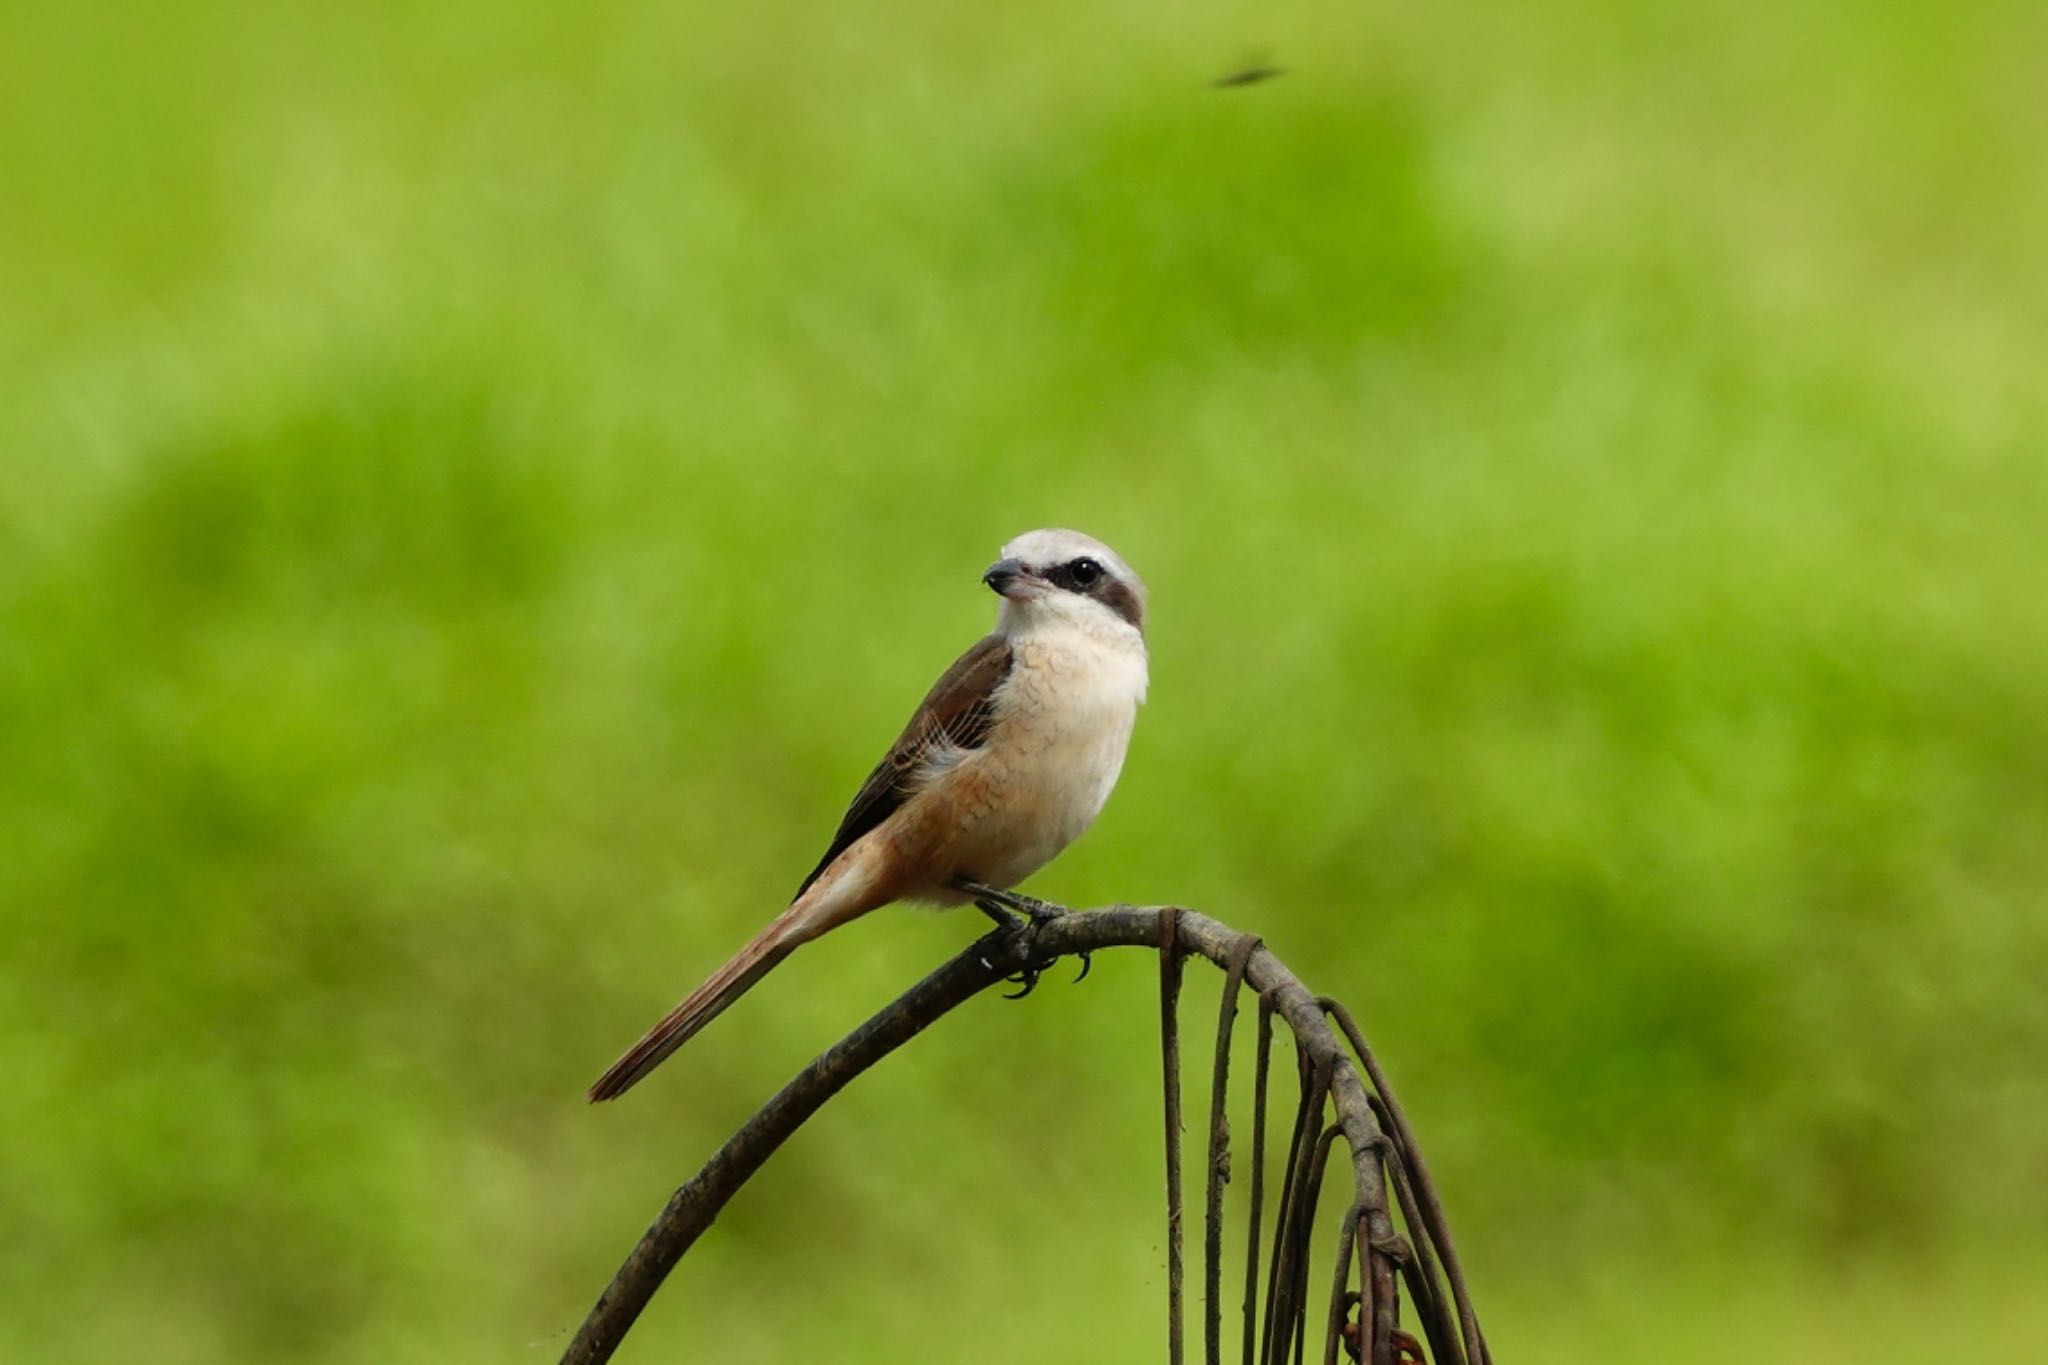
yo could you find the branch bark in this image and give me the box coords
[560,904,1481,1365]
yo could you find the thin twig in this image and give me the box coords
[1290,1123,1345,1365]
[1355,1211,1371,1365]
[1261,1046,1321,1364]
[1322,1204,1360,1365]
[1161,909,1187,1365]
[1207,934,1260,1365]
[1263,1054,1335,1364]
[1244,997,1276,1365]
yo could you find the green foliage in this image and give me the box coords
[4,0,2045,1359]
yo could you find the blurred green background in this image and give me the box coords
[5,0,2046,1359]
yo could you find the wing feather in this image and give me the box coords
[792,634,1013,898]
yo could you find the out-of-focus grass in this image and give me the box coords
[3,0,2045,1360]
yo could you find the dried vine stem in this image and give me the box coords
[1206,934,1259,1365]
[560,905,1485,1365]
[1161,909,1187,1365]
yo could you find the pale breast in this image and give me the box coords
[935,630,1147,890]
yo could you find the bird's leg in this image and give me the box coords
[972,899,1021,933]
[952,878,1089,993]
[955,878,1067,926]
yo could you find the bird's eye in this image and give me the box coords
[1067,557,1104,588]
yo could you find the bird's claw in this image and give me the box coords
[1002,963,1043,999]
[995,938,1088,998]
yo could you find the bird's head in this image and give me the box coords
[983,528,1146,639]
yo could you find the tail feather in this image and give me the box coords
[587,903,812,1101]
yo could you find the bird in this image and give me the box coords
[588,528,1149,1101]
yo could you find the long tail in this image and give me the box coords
[587,899,818,1102]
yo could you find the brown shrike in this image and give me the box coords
[588,528,1149,1100]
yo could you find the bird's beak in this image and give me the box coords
[983,558,1033,598]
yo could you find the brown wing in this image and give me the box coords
[793,634,1014,899]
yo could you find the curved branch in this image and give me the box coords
[561,906,1472,1365]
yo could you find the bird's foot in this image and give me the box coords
[953,878,1089,993]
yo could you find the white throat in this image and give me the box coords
[998,592,1145,661]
